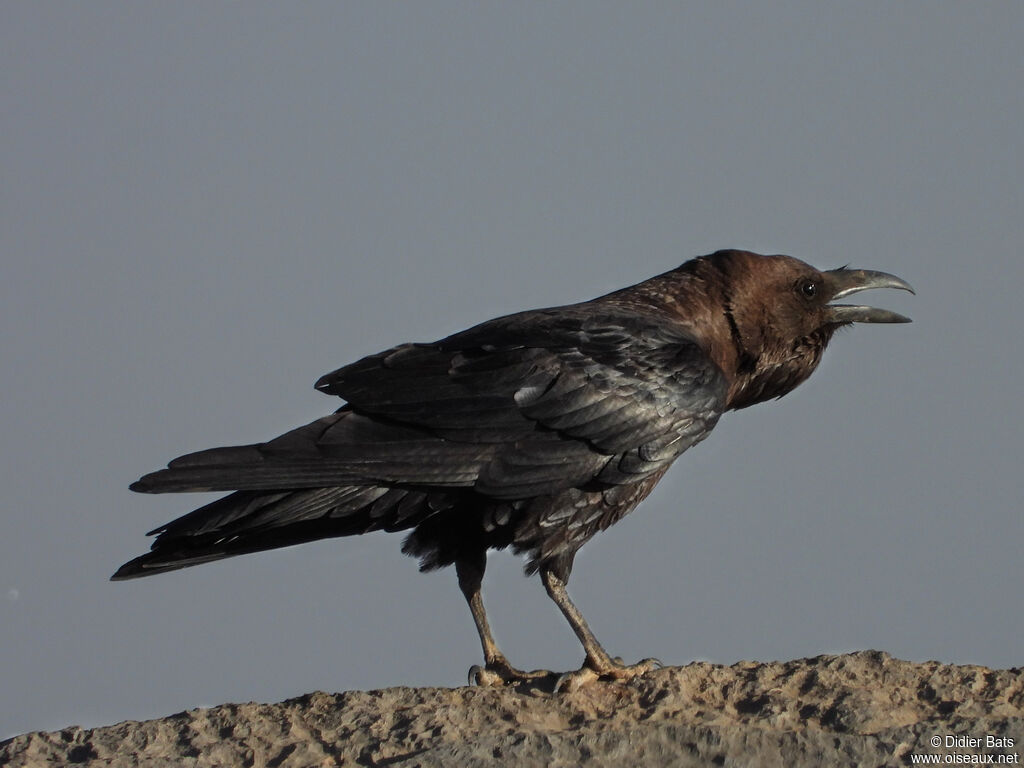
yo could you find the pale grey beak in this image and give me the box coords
[823,268,915,324]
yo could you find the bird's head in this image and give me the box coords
[695,250,914,409]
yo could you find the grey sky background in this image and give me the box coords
[2,2,1021,738]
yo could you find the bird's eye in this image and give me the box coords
[798,279,818,299]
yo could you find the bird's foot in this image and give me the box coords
[468,658,559,688]
[556,656,663,692]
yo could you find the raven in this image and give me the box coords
[114,250,912,687]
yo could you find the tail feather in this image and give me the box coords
[112,484,454,580]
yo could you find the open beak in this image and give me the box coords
[823,268,915,324]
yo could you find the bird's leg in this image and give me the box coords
[455,554,553,687]
[456,555,509,674]
[540,565,660,687]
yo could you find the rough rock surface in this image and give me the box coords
[4,651,1022,767]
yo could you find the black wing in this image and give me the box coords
[132,306,727,501]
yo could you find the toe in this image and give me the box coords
[468,664,508,687]
[469,660,559,687]
[582,655,661,682]
[555,667,600,692]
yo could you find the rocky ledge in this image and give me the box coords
[3,651,1022,767]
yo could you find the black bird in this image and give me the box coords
[115,250,913,687]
